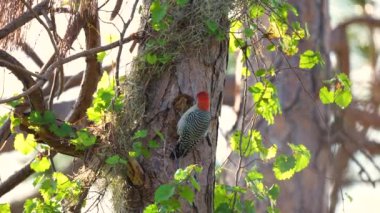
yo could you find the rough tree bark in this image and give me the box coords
[116,0,229,212]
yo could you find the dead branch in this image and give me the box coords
[110,0,124,20]
[19,42,44,68]
[0,32,141,105]
[0,0,50,40]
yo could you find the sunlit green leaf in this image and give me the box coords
[241,67,251,77]
[14,134,37,155]
[144,204,159,213]
[249,4,264,18]
[335,89,352,109]
[31,157,51,173]
[319,86,334,104]
[299,50,322,69]
[246,168,264,181]
[289,143,311,172]
[70,129,96,150]
[273,155,296,180]
[96,51,107,62]
[0,203,10,213]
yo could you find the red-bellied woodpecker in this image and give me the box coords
[170,91,211,159]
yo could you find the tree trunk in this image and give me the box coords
[257,0,331,212]
[115,1,228,211]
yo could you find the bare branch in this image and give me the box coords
[115,0,139,95]
[19,42,44,68]
[110,0,124,20]
[0,59,45,79]
[0,32,142,105]
[0,0,50,40]
[0,50,45,111]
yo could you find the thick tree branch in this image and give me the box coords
[0,158,34,197]
[65,0,102,123]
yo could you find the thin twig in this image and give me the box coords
[115,0,140,96]
[0,32,142,104]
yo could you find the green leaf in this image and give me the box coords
[206,19,218,33]
[289,143,311,172]
[178,185,194,203]
[174,168,188,182]
[263,144,277,160]
[28,111,56,126]
[148,140,159,149]
[144,204,159,213]
[146,53,158,64]
[154,184,176,203]
[249,81,282,124]
[31,157,51,172]
[243,28,254,37]
[150,0,168,24]
[132,142,143,156]
[267,44,276,52]
[10,113,20,133]
[214,185,233,211]
[106,154,126,165]
[337,73,351,88]
[249,4,264,18]
[96,51,107,62]
[246,168,264,181]
[267,206,280,213]
[255,69,266,77]
[14,134,37,155]
[176,0,189,6]
[268,184,280,201]
[49,123,74,138]
[273,155,296,180]
[70,129,96,150]
[133,130,148,139]
[0,203,10,213]
[190,176,200,191]
[299,50,322,69]
[230,131,255,157]
[335,89,352,109]
[241,67,251,77]
[319,86,334,104]
[7,97,24,108]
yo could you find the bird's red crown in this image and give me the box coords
[197,91,210,111]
